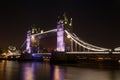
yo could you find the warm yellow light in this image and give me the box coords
[56,48,59,51]
[12,47,16,51]
[67,35,71,38]
[98,57,104,60]
[109,49,112,52]
[118,60,120,63]
[32,29,34,33]
[54,66,60,80]
[31,35,36,42]
[31,35,35,39]
[41,30,44,33]
[65,21,67,24]
[69,23,72,26]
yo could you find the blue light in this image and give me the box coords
[32,54,42,58]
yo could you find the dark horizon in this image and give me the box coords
[0,0,120,49]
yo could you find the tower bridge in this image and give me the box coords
[22,14,120,62]
[26,19,110,53]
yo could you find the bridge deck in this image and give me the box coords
[50,52,120,63]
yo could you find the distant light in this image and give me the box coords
[41,30,44,33]
[32,29,34,34]
[118,60,120,63]
[8,46,16,51]
[31,35,36,42]
[98,57,104,60]
[67,35,71,38]
[69,18,72,26]
[12,47,16,51]
[31,35,35,39]
[32,54,42,58]
[65,21,67,24]
[109,49,112,52]
[69,23,72,26]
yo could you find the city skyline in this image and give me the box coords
[0,0,120,49]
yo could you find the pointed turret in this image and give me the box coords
[63,13,68,24]
[57,12,73,32]
[63,13,73,32]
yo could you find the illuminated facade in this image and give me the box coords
[57,20,65,52]
[25,14,109,53]
[26,30,31,53]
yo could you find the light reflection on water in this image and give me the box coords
[0,60,120,80]
[22,63,34,80]
[53,66,64,80]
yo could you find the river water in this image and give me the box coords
[0,60,120,80]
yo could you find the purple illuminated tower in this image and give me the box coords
[26,30,31,53]
[57,20,65,52]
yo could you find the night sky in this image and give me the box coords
[0,0,120,49]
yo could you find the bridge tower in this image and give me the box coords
[57,13,73,52]
[26,30,31,53]
[63,13,72,32]
[57,20,65,52]
[63,13,73,52]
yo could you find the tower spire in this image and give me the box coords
[63,12,68,24]
[69,18,72,27]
